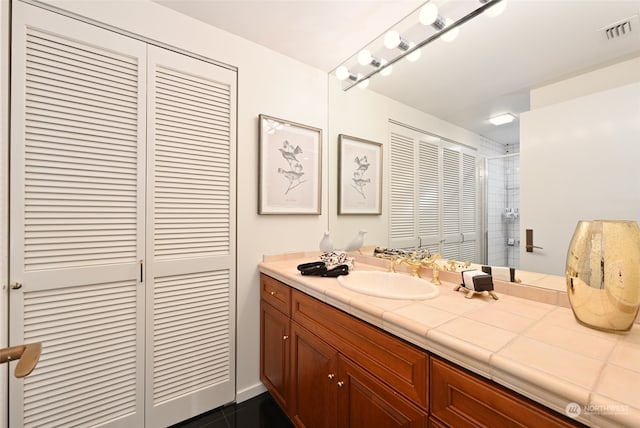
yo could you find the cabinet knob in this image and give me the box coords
[337,381,344,388]
[270,291,276,296]
[282,335,289,340]
[327,373,335,380]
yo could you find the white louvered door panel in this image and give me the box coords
[418,141,440,251]
[389,131,418,249]
[10,3,145,427]
[441,147,462,260]
[460,153,478,261]
[146,46,236,428]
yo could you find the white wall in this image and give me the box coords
[328,76,502,249]
[520,57,640,275]
[3,0,329,414]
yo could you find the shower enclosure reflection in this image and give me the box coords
[485,153,520,268]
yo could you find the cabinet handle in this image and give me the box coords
[337,381,344,388]
[327,373,335,380]
[10,282,22,290]
[282,335,289,340]
[270,291,276,296]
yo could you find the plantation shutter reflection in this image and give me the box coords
[389,122,477,261]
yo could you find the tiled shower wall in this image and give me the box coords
[487,143,520,268]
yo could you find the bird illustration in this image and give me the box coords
[344,230,367,253]
[279,140,302,164]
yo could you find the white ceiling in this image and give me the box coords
[155,0,640,145]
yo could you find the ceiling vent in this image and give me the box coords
[601,14,638,40]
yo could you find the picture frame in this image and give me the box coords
[259,114,322,214]
[338,134,382,215]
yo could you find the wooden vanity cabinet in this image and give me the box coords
[429,356,583,428]
[260,274,583,428]
[260,275,292,412]
[260,274,428,428]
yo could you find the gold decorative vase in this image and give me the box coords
[566,220,640,332]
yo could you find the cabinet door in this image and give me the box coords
[290,322,338,428]
[260,301,290,412]
[430,357,580,428]
[338,356,427,428]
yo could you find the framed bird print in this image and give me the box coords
[338,134,382,215]
[258,114,322,214]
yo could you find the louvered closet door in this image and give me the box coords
[10,2,146,427]
[389,131,418,249]
[145,46,236,428]
[418,140,440,254]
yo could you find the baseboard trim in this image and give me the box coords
[236,382,267,403]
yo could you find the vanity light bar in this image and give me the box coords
[336,0,505,91]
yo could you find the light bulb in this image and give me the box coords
[484,0,507,18]
[357,50,373,66]
[406,44,421,62]
[335,66,350,81]
[419,3,439,26]
[384,30,401,49]
[379,59,392,76]
[441,19,459,42]
[357,75,369,89]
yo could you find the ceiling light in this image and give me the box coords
[406,44,421,62]
[384,30,410,51]
[357,50,373,66]
[357,49,382,67]
[419,3,439,26]
[441,18,459,42]
[337,0,493,90]
[489,113,516,125]
[335,66,358,82]
[379,59,393,76]
[483,0,508,18]
[357,75,369,89]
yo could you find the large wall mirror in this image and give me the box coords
[328,0,640,279]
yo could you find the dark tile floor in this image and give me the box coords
[170,392,294,428]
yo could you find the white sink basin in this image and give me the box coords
[337,270,439,300]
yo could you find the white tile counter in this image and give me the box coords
[259,252,640,428]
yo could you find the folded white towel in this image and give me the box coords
[462,270,487,291]
[491,266,511,282]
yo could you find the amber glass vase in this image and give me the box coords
[566,220,640,332]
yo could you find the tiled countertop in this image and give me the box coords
[259,253,640,428]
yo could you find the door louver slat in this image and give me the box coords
[153,270,230,405]
[22,281,138,428]
[153,66,231,260]
[23,29,139,272]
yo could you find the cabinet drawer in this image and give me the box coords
[430,356,583,428]
[260,274,291,315]
[292,289,428,408]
